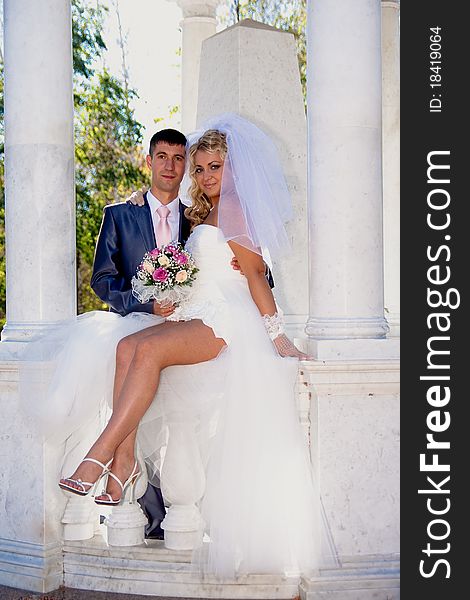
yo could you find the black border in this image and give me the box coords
[401,2,466,597]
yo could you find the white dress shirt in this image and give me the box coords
[146,190,181,246]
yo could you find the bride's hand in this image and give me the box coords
[273,334,312,360]
[127,188,147,206]
[153,300,176,318]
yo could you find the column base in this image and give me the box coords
[306,316,389,340]
[164,528,204,552]
[105,502,147,547]
[385,312,400,338]
[62,495,99,541]
[161,504,204,551]
[283,313,309,346]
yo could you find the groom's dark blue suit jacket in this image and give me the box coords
[91,193,192,316]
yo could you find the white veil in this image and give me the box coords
[180,113,294,265]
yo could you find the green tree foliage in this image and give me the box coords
[72,0,107,80]
[0,0,149,327]
[229,0,306,100]
[75,70,147,313]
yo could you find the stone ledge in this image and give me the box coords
[0,341,30,363]
[299,359,400,396]
[300,359,400,376]
[308,338,400,362]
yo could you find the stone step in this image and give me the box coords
[0,584,277,600]
[63,537,301,599]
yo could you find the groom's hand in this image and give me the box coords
[230,258,244,275]
[231,258,269,279]
[127,188,147,206]
[153,300,176,318]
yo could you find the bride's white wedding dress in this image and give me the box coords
[20,224,332,578]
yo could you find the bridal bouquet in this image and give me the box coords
[131,241,198,305]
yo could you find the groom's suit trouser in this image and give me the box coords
[138,482,166,539]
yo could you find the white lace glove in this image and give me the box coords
[262,313,311,360]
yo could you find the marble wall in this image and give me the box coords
[303,360,400,599]
[0,356,65,591]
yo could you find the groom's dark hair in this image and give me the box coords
[149,129,187,156]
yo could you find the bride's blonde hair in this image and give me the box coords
[185,129,228,229]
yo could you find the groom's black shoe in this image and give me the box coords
[145,526,165,540]
[137,483,166,540]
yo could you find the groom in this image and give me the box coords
[91,128,190,538]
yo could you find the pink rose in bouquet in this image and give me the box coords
[175,253,188,266]
[152,267,169,282]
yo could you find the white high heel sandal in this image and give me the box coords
[58,457,113,497]
[94,460,141,506]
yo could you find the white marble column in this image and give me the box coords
[382,0,400,337]
[306,0,393,359]
[175,0,219,132]
[2,0,76,342]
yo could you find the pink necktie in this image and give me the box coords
[156,205,171,247]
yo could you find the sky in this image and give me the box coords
[100,0,229,148]
[100,0,183,148]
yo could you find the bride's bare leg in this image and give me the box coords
[99,334,142,497]
[100,326,167,498]
[62,320,225,488]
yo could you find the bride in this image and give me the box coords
[24,113,335,577]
